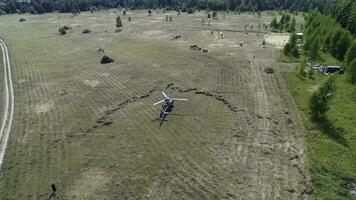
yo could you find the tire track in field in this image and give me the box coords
[0,39,15,185]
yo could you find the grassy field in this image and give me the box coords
[283,54,356,199]
[0,10,311,199]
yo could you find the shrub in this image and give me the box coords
[350,58,356,84]
[187,7,195,14]
[19,18,26,22]
[82,29,91,34]
[212,11,217,19]
[116,15,122,28]
[58,27,66,35]
[310,77,336,121]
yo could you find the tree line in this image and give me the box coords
[303,11,354,64]
[0,0,355,34]
[302,11,355,121]
[0,0,356,33]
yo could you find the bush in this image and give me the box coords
[82,29,91,34]
[116,15,122,28]
[58,27,66,35]
[63,25,71,30]
[350,58,356,84]
[19,18,26,22]
[310,77,336,121]
[207,13,211,18]
[187,7,195,14]
[212,11,218,19]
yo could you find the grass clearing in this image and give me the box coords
[0,10,311,199]
[283,54,356,199]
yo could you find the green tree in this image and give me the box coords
[123,10,126,15]
[350,58,356,83]
[187,7,195,14]
[284,43,291,55]
[330,29,343,57]
[270,17,278,30]
[284,33,299,57]
[309,38,320,61]
[310,77,336,121]
[298,57,307,77]
[289,17,296,32]
[335,31,351,60]
[116,15,122,28]
[212,11,218,19]
[148,9,152,16]
[345,41,356,67]
[58,27,66,35]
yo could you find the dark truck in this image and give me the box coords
[325,66,344,74]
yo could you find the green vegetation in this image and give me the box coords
[284,69,356,200]
[270,13,296,33]
[187,7,196,14]
[58,25,71,35]
[304,12,353,62]
[284,9,356,200]
[116,15,122,28]
[284,33,299,57]
[345,41,356,67]
[310,77,336,121]
[1,0,354,35]
[349,59,356,83]
[212,11,217,19]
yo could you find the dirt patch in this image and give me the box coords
[264,33,290,48]
[307,84,319,93]
[35,102,54,114]
[67,168,111,199]
[84,80,100,87]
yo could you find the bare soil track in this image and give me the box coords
[0,39,15,170]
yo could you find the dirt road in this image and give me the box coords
[0,38,15,170]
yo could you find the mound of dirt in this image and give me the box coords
[100,55,114,64]
[82,29,91,34]
[264,67,274,74]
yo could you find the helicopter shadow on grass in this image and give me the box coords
[151,113,187,128]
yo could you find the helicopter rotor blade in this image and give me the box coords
[153,99,165,105]
[162,91,168,98]
[172,98,188,101]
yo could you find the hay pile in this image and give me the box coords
[82,29,91,34]
[264,67,274,74]
[101,55,114,64]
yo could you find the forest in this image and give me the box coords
[0,0,355,35]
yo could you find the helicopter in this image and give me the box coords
[153,92,188,124]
